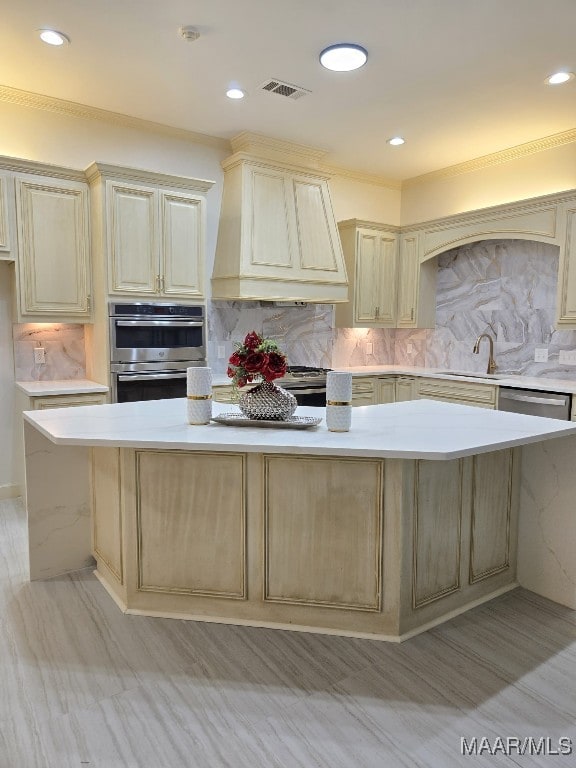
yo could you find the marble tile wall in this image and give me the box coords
[396,239,576,379]
[13,324,86,381]
[207,240,576,380]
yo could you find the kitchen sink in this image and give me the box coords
[441,371,505,380]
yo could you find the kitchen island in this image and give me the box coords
[23,398,576,641]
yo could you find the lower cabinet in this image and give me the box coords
[394,376,417,402]
[351,377,377,406]
[14,390,107,492]
[212,384,237,404]
[415,377,497,409]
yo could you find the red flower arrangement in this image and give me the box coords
[227,331,288,388]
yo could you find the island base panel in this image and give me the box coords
[92,447,519,641]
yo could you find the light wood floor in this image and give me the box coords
[1,497,575,768]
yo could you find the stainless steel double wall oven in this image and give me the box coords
[109,302,206,402]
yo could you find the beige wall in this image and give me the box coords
[401,142,576,226]
[329,175,401,226]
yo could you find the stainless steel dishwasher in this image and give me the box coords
[498,387,571,420]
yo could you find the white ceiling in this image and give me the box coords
[2,0,576,181]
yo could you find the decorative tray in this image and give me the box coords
[211,413,322,429]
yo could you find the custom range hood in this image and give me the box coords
[211,133,348,303]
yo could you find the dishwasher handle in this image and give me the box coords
[499,391,568,407]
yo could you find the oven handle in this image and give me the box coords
[115,320,204,328]
[284,387,327,396]
[117,372,188,382]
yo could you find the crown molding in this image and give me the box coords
[230,131,327,162]
[85,161,214,192]
[402,127,576,188]
[0,85,230,151]
[322,164,401,190]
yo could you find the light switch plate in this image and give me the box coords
[534,348,548,362]
[365,341,373,355]
[559,350,576,365]
[217,345,226,359]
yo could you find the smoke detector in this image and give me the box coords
[179,26,200,42]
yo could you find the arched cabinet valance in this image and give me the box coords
[398,189,576,329]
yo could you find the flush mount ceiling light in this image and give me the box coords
[226,88,245,99]
[319,43,367,72]
[545,71,575,85]
[38,29,70,46]
[387,136,405,146]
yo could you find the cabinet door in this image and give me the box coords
[397,233,418,327]
[395,377,416,401]
[355,231,397,325]
[377,378,396,404]
[15,175,91,318]
[557,204,576,325]
[160,190,205,298]
[107,181,158,295]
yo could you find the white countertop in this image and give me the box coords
[16,379,109,396]
[211,366,576,393]
[22,398,576,461]
[336,365,576,393]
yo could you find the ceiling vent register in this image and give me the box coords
[260,79,311,100]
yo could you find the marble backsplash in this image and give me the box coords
[13,239,576,382]
[13,324,86,380]
[209,240,576,379]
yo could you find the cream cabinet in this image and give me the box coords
[335,221,398,327]
[557,200,576,325]
[351,377,378,406]
[416,377,497,409]
[0,172,14,259]
[86,163,214,301]
[395,376,417,402]
[212,384,237,404]
[212,156,348,302]
[14,174,92,321]
[14,388,107,493]
[106,180,207,298]
[377,378,396,404]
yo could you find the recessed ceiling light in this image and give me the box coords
[387,137,405,146]
[319,44,368,72]
[545,71,575,85]
[38,29,70,46]
[226,88,245,100]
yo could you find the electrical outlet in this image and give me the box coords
[559,350,576,365]
[34,347,46,365]
[365,341,373,355]
[217,345,226,359]
[534,348,548,362]
[407,342,414,354]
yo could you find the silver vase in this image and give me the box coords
[238,380,297,420]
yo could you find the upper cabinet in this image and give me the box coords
[86,163,214,300]
[211,133,348,303]
[335,221,398,327]
[335,221,435,329]
[557,199,576,325]
[14,172,92,321]
[0,172,15,260]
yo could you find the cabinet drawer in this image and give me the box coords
[416,378,497,406]
[212,385,237,404]
[352,377,377,406]
[32,393,107,409]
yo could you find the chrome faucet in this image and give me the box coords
[473,333,497,374]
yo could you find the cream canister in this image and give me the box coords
[326,371,352,432]
[187,366,212,425]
